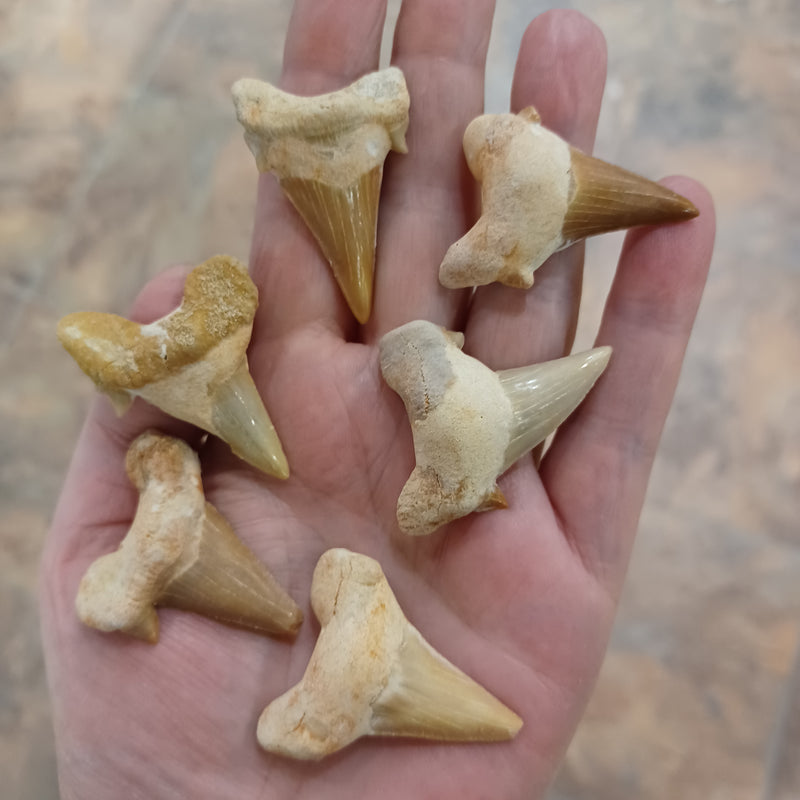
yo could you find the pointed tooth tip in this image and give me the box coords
[284,607,304,636]
[246,602,303,639]
[247,447,290,480]
[573,345,612,383]
[680,196,700,218]
[499,710,524,740]
[345,288,372,324]
[656,187,700,221]
[588,345,613,367]
[331,252,373,322]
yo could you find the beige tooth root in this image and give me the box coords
[75,432,303,642]
[257,548,522,760]
[379,320,611,535]
[56,255,289,479]
[231,68,410,323]
[439,106,699,289]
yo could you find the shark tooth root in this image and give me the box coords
[232,68,410,323]
[75,432,303,642]
[256,548,521,759]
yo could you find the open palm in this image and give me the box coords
[40,3,715,799]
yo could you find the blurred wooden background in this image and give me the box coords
[1,1,798,797]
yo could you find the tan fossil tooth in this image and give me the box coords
[231,67,410,323]
[439,106,699,289]
[75,432,303,642]
[379,320,611,535]
[257,548,521,759]
[57,255,289,479]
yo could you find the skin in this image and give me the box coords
[40,3,716,799]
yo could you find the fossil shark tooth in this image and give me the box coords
[232,67,410,323]
[57,255,289,479]
[379,320,611,535]
[439,106,698,289]
[257,548,521,759]
[75,432,303,643]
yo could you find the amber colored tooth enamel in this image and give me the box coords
[280,165,382,324]
[157,502,303,637]
[75,432,302,642]
[562,147,699,244]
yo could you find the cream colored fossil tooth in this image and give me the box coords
[257,548,521,759]
[56,255,289,479]
[232,67,410,323]
[75,432,303,642]
[379,320,611,535]
[439,106,699,289]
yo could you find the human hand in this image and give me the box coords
[40,2,715,798]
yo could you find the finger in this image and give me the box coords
[249,0,388,342]
[366,0,496,341]
[540,177,715,593]
[465,10,607,369]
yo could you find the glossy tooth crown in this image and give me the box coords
[498,347,612,469]
[75,432,302,642]
[379,320,611,535]
[257,548,521,759]
[232,68,410,323]
[439,106,698,289]
[57,255,289,479]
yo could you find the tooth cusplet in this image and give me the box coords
[75,432,303,643]
[439,106,699,289]
[57,255,289,478]
[379,320,611,535]
[256,548,522,759]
